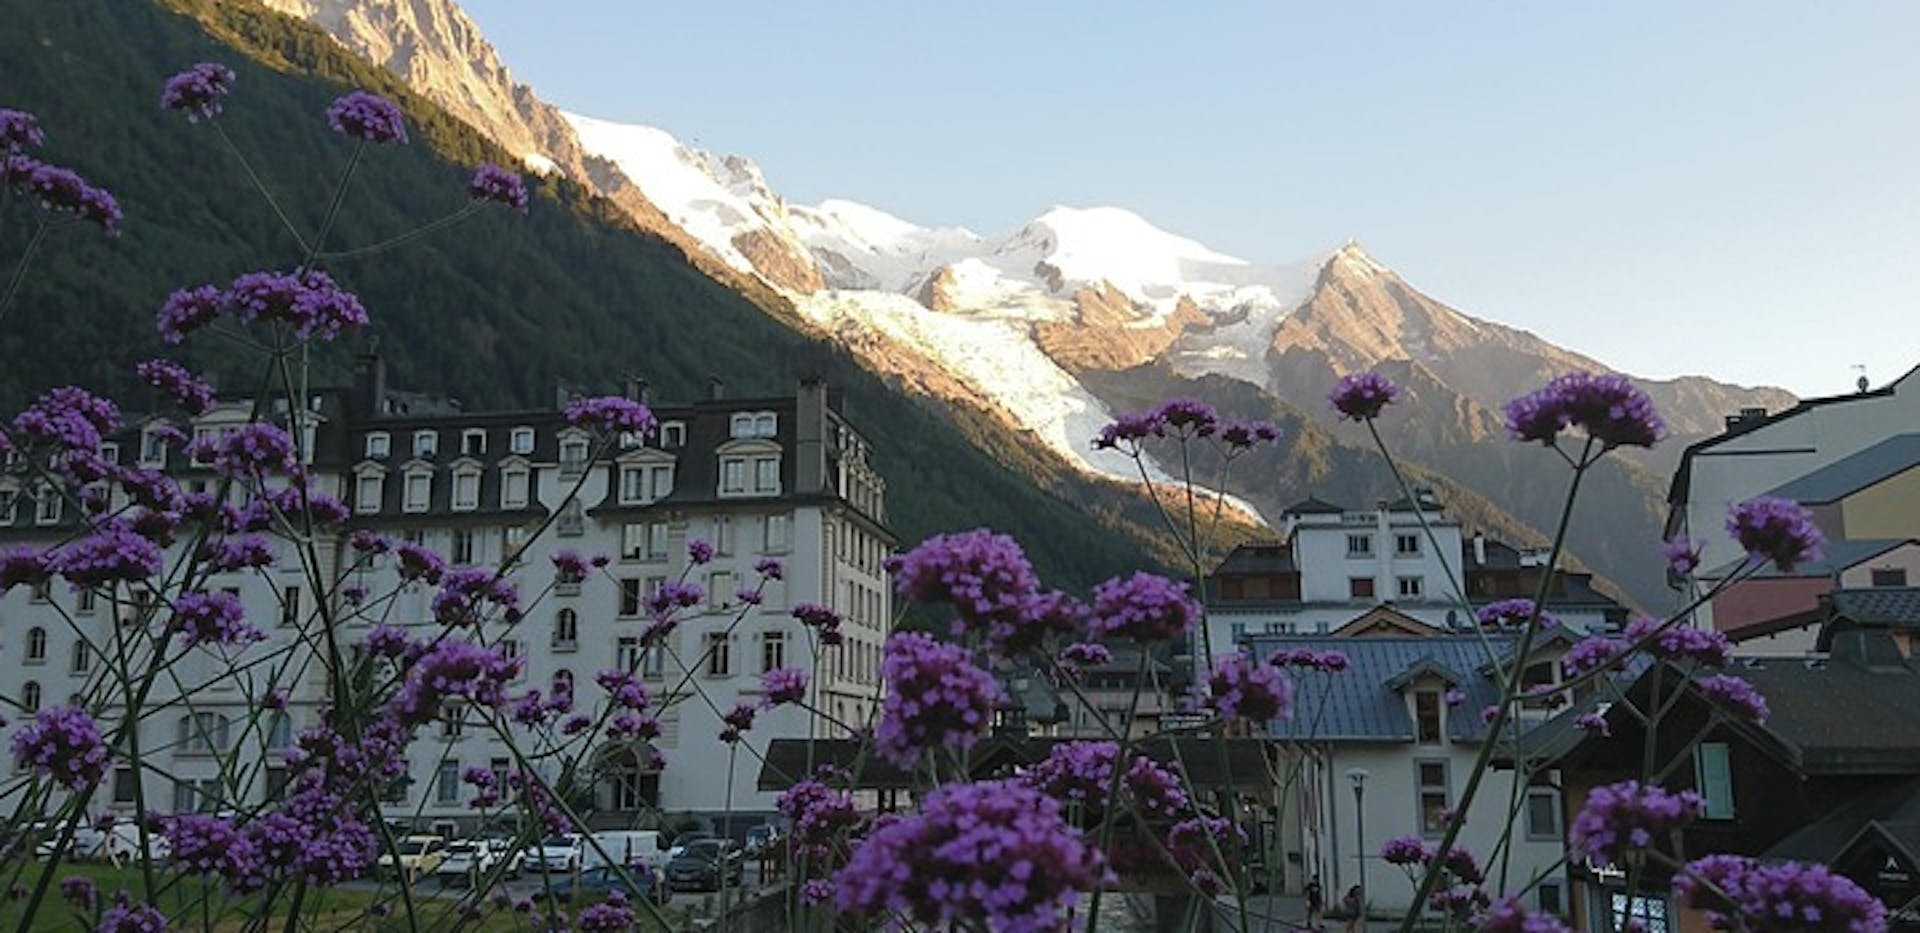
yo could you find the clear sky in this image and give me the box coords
[459,1,1920,398]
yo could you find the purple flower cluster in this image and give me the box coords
[1475,897,1573,933]
[11,705,108,790]
[835,781,1102,933]
[1662,536,1703,577]
[1207,653,1294,722]
[595,668,650,710]
[10,160,121,236]
[874,632,1000,768]
[325,90,407,144]
[884,529,1059,653]
[388,641,524,727]
[1675,854,1885,932]
[1020,741,1190,821]
[1329,371,1401,421]
[160,62,236,121]
[1219,419,1283,451]
[1575,711,1611,736]
[468,162,529,212]
[169,590,263,648]
[1166,815,1246,893]
[97,897,170,933]
[431,568,521,625]
[169,813,257,880]
[1503,371,1665,450]
[778,778,861,861]
[720,701,757,742]
[1380,834,1430,866]
[135,360,216,414]
[157,270,368,344]
[1089,572,1199,644]
[1568,780,1704,867]
[1563,635,1627,678]
[575,893,636,931]
[1727,496,1826,573]
[563,395,656,437]
[10,386,119,469]
[550,549,591,585]
[761,667,809,706]
[1057,641,1112,669]
[1267,647,1351,672]
[1475,598,1553,629]
[1624,615,1733,668]
[187,422,297,479]
[0,109,43,152]
[203,534,275,572]
[395,540,447,584]
[791,602,845,645]
[52,527,163,590]
[57,875,95,910]
[1698,674,1770,723]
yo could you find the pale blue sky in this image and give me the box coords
[462,1,1920,397]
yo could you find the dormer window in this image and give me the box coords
[403,468,432,513]
[0,487,16,524]
[413,430,438,459]
[1415,689,1443,743]
[618,462,674,505]
[729,412,778,439]
[355,470,384,514]
[452,467,481,511]
[661,422,686,448]
[34,487,61,525]
[510,427,535,455]
[461,429,487,457]
[140,426,170,466]
[99,442,119,465]
[559,438,589,478]
[501,464,531,509]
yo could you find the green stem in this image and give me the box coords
[213,122,310,255]
[0,215,50,325]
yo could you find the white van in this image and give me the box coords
[586,830,668,873]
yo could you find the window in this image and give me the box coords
[141,428,169,465]
[1609,893,1670,933]
[1396,533,1421,555]
[557,499,584,536]
[1349,577,1375,599]
[451,529,475,565]
[1525,787,1562,840]
[172,780,197,814]
[1696,742,1734,819]
[753,413,776,438]
[1873,568,1910,587]
[452,470,480,511]
[441,704,465,738]
[623,521,668,560]
[25,627,45,663]
[180,712,232,753]
[559,439,589,478]
[461,429,487,457]
[436,762,461,803]
[281,586,301,628]
[113,767,138,804]
[763,630,786,673]
[268,712,292,750]
[75,588,95,614]
[413,430,438,458]
[1521,661,1562,710]
[35,487,61,525]
[709,571,735,608]
[501,467,530,509]
[265,766,290,802]
[661,422,686,448]
[21,681,40,712]
[404,471,431,512]
[510,427,535,455]
[729,413,755,439]
[1416,760,1451,836]
[1346,534,1373,557]
[763,514,791,551]
[355,473,383,513]
[70,640,91,675]
[364,432,390,459]
[553,609,578,649]
[1538,883,1563,916]
[619,579,643,617]
[99,441,118,465]
[1415,690,1443,744]
[705,632,731,677]
[721,457,747,494]
[552,669,574,697]
[753,457,780,493]
[0,488,16,523]
[620,466,646,504]
[1397,576,1425,599]
[617,636,644,672]
[714,515,734,555]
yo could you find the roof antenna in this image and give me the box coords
[1852,364,1870,394]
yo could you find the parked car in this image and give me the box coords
[433,839,499,887]
[587,830,669,873]
[520,834,584,876]
[743,824,783,858]
[548,865,669,905]
[377,835,448,882]
[664,838,744,892]
[37,824,171,863]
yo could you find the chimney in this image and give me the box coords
[1473,533,1487,567]
[706,376,726,401]
[351,353,387,419]
[795,377,829,495]
[622,376,650,404]
[553,380,574,411]
[1722,407,1770,435]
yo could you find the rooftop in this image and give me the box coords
[1764,433,1920,504]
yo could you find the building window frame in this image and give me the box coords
[1416,759,1451,837]
[1696,741,1735,820]
[412,430,438,459]
[364,432,390,459]
[1346,533,1373,557]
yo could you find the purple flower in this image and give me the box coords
[12,705,108,790]
[53,527,164,590]
[10,385,119,459]
[719,701,757,743]
[169,590,264,647]
[596,668,650,710]
[778,779,860,861]
[1020,742,1189,821]
[1207,653,1295,722]
[325,90,406,144]
[1624,616,1733,669]
[97,897,170,933]
[430,568,520,625]
[791,602,844,642]
[687,538,715,565]
[1219,419,1282,450]
[1727,496,1825,573]
[1475,598,1555,629]
[221,269,369,342]
[1674,855,1885,933]
[1697,674,1769,723]
[1089,572,1200,643]
[169,813,257,880]
[550,549,590,584]
[1564,635,1627,677]
[1058,641,1112,669]
[387,641,524,727]
[1266,648,1353,673]
[1167,815,1246,890]
[575,893,636,931]
[885,529,1041,650]
[0,109,43,152]
[1662,536,1703,577]
[187,422,298,479]
[1575,711,1612,736]
[762,667,809,706]
[1329,371,1401,421]
[1475,897,1572,933]
[155,285,223,344]
[1380,835,1430,866]
[644,580,702,619]
[468,162,528,212]
[564,395,656,437]
[1152,398,1220,437]
[834,781,1102,932]
[160,62,236,121]
[1444,687,1467,707]
[134,360,216,414]
[1568,780,1704,867]
[755,557,784,579]
[394,541,447,584]
[18,162,121,236]
[1503,371,1665,450]
[203,534,275,572]
[874,632,1000,768]
[58,875,96,911]
[1093,411,1163,450]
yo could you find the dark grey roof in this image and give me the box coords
[1210,543,1297,575]
[1702,538,1916,580]
[1281,497,1346,515]
[1737,655,1920,772]
[756,737,1273,792]
[1766,777,1920,862]
[1829,588,1920,627]
[1253,635,1518,744]
[1765,434,1920,504]
[1384,656,1468,690]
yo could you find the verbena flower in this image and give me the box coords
[1058,641,1112,669]
[1662,536,1703,577]
[1219,419,1282,450]
[11,705,108,790]
[1381,835,1430,866]
[1568,780,1703,867]
[221,269,369,342]
[1675,854,1886,933]
[431,568,520,625]
[1697,674,1769,723]
[1152,398,1220,437]
[791,602,844,644]
[187,421,297,478]
[1727,496,1825,573]
[18,162,121,236]
[761,667,808,706]
[169,590,264,648]
[835,780,1102,932]
[595,669,650,710]
[719,702,757,743]
[755,556,784,579]
[11,386,119,460]
[134,360,215,415]
[1575,711,1611,736]
[1475,896,1572,933]
[468,162,529,212]
[1167,815,1246,893]
[1020,741,1190,821]
[97,897,170,933]
[778,779,860,861]
[51,526,163,590]
[1503,371,1664,449]
[1475,598,1553,629]
[874,632,999,767]
[0,108,43,152]
[394,541,447,584]
[885,529,1043,653]
[1267,647,1352,672]
[1089,572,1200,643]
[388,641,524,727]
[1207,653,1294,722]
[203,533,275,572]
[155,285,223,344]
[57,875,95,911]
[325,90,407,144]
[1624,615,1732,668]
[1329,371,1400,421]
[575,893,636,931]
[564,395,656,436]
[1092,411,1162,450]
[687,538,715,565]
[1563,635,1627,677]
[159,62,236,121]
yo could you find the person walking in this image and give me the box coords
[1342,884,1364,933]
[1304,875,1325,931]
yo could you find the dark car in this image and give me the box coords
[664,838,744,892]
[743,824,783,858]
[548,865,669,905]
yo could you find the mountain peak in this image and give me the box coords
[1325,238,1392,279]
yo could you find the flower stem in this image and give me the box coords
[0,215,50,326]
[213,122,310,255]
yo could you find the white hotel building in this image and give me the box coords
[0,358,893,833]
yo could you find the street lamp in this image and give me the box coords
[1346,768,1370,927]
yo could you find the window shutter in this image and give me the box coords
[1697,743,1734,818]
